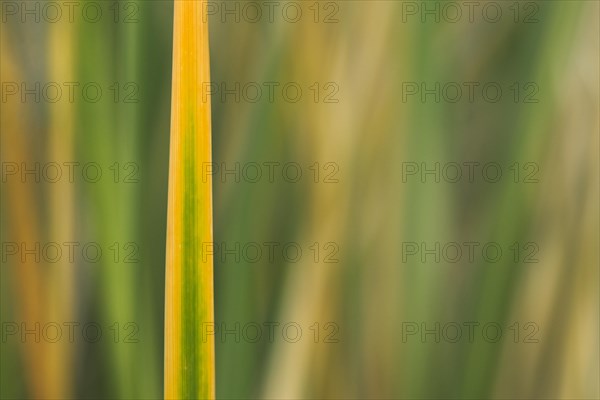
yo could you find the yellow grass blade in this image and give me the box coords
[164,1,215,399]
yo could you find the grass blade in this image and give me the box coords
[165,1,215,399]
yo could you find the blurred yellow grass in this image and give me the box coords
[0,34,70,399]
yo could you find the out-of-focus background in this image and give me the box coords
[1,1,598,399]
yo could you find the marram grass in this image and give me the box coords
[164,1,215,399]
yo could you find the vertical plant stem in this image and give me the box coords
[165,1,215,399]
